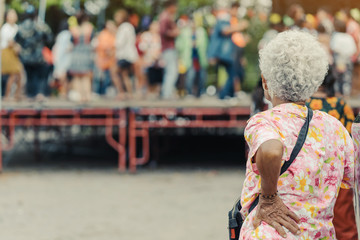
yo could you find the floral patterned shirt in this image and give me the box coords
[240,103,355,240]
[351,115,360,222]
[306,97,355,133]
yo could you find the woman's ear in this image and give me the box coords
[262,75,272,101]
[261,75,268,91]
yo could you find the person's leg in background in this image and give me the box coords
[120,67,133,98]
[103,69,112,95]
[83,74,92,102]
[92,65,103,95]
[343,62,353,97]
[24,64,36,98]
[109,63,125,99]
[198,68,207,97]
[14,72,22,100]
[37,64,50,99]
[4,73,20,101]
[219,61,235,99]
[70,75,81,102]
[161,49,178,99]
[134,56,146,98]
[185,66,195,96]
[1,75,9,97]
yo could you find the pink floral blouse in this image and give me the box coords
[240,103,355,240]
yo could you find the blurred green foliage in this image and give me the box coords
[6,0,266,93]
[243,16,268,92]
[6,0,213,17]
[6,0,62,13]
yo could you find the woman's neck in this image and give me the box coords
[271,96,306,107]
[312,87,328,98]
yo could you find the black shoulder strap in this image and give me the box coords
[248,107,313,213]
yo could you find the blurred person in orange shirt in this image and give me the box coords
[94,20,117,96]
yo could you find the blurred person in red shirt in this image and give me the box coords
[159,0,180,99]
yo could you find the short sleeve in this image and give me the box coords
[342,125,355,189]
[244,113,282,173]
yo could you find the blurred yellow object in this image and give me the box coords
[193,12,203,27]
[178,60,187,74]
[218,66,228,87]
[306,14,316,28]
[68,16,78,28]
[335,11,347,22]
[269,13,282,25]
[351,8,360,22]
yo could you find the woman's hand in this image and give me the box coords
[253,194,301,238]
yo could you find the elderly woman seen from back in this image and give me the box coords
[239,31,355,239]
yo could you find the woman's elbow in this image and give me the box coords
[257,140,283,162]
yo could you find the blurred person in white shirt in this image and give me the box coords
[331,19,357,97]
[1,9,22,101]
[113,9,138,99]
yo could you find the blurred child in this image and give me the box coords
[1,9,22,101]
[68,12,94,102]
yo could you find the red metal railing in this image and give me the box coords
[0,108,127,172]
[128,107,251,173]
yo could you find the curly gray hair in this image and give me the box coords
[259,30,329,102]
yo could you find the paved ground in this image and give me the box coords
[0,167,245,240]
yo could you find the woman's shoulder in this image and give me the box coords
[245,109,278,132]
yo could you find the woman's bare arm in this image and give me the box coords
[253,139,301,238]
[255,139,283,195]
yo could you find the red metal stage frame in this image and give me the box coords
[128,107,251,173]
[0,108,127,172]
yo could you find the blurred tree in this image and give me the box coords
[106,0,214,20]
[6,0,62,12]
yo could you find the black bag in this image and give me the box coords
[228,108,313,240]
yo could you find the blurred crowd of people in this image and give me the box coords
[253,5,360,114]
[1,1,360,103]
[263,5,360,98]
[0,0,251,102]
